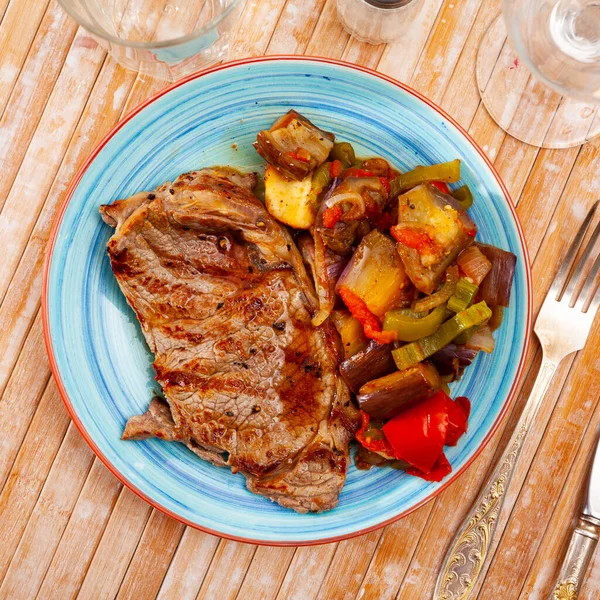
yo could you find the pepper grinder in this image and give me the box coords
[336,0,425,45]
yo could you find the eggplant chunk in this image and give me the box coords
[357,362,441,421]
[254,110,335,181]
[339,340,397,393]
[393,184,477,294]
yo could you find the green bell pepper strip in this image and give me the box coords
[330,142,356,168]
[383,305,447,342]
[447,278,479,313]
[454,326,478,345]
[452,184,474,209]
[392,301,492,371]
[389,159,461,197]
[413,266,459,313]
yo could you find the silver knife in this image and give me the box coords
[551,435,600,599]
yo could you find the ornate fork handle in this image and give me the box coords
[435,358,558,600]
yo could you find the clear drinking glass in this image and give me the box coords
[57,0,245,81]
[477,0,600,148]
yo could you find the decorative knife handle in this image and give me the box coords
[551,515,600,600]
[434,359,557,600]
[434,422,527,600]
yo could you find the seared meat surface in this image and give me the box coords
[100,167,359,512]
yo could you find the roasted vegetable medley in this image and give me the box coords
[254,110,517,483]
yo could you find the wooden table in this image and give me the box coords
[1,0,600,598]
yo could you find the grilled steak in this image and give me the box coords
[100,167,360,513]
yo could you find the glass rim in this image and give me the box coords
[57,0,242,50]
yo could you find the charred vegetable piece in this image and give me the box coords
[254,110,335,181]
[488,305,505,331]
[323,176,388,225]
[457,245,492,286]
[330,310,369,359]
[311,180,344,325]
[319,219,366,255]
[337,230,410,318]
[382,390,449,473]
[447,278,479,313]
[389,159,461,197]
[452,184,474,209]
[430,343,478,378]
[355,444,391,470]
[477,243,517,307]
[413,265,459,313]
[339,340,397,393]
[330,142,356,167]
[392,301,492,371]
[392,184,476,294]
[357,362,442,421]
[362,157,390,177]
[264,165,316,229]
[356,411,395,459]
[383,304,447,342]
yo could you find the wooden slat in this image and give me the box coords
[230,0,287,58]
[0,383,70,579]
[196,541,257,600]
[355,507,433,599]
[305,0,349,56]
[0,0,77,210]
[116,511,186,599]
[77,489,153,599]
[234,546,296,600]
[36,460,122,600]
[0,30,105,304]
[156,529,220,600]
[0,422,95,599]
[275,545,337,600]
[267,0,326,55]
[316,531,383,600]
[0,0,50,116]
[0,312,50,488]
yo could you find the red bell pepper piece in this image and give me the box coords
[288,150,310,163]
[342,167,375,179]
[338,287,397,345]
[430,181,450,194]
[330,159,343,178]
[379,177,391,194]
[391,226,439,255]
[407,452,452,482]
[322,204,343,229]
[382,390,449,473]
[355,411,395,458]
[445,396,470,446]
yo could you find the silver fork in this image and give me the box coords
[434,201,600,600]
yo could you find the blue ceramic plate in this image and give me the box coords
[43,57,532,545]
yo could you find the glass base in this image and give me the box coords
[476,15,600,149]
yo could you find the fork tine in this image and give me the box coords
[550,200,599,300]
[576,252,600,313]
[565,217,600,304]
